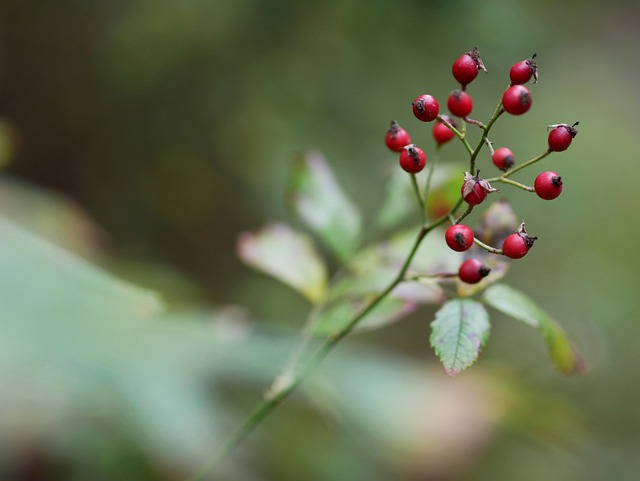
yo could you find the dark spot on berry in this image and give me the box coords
[454,232,467,248]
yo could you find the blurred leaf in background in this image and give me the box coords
[0,0,639,480]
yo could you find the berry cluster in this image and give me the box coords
[384,48,578,285]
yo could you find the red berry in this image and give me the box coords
[547,122,579,152]
[461,172,497,206]
[452,47,486,86]
[491,147,515,171]
[432,115,457,145]
[509,53,538,85]
[445,224,474,252]
[501,223,538,259]
[399,144,426,173]
[502,85,532,115]
[458,258,491,284]
[412,94,440,122]
[385,120,411,152]
[447,90,473,118]
[534,171,563,200]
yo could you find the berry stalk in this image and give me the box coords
[468,99,505,174]
[486,148,551,182]
[493,177,535,192]
[473,237,504,255]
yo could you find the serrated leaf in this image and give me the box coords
[287,151,362,260]
[483,284,586,374]
[237,222,328,303]
[430,299,490,376]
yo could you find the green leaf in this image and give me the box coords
[0,174,103,259]
[313,293,413,335]
[375,166,414,230]
[430,299,490,376]
[377,164,465,230]
[287,151,362,260]
[313,228,457,335]
[483,284,586,374]
[237,222,328,303]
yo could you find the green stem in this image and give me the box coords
[473,238,503,255]
[454,203,473,225]
[469,100,504,173]
[501,149,551,179]
[190,213,453,480]
[437,115,473,156]
[404,272,458,281]
[410,173,426,224]
[465,117,486,129]
[436,115,463,139]
[422,148,440,214]
[484,138,495,155]
[493,177,534,192]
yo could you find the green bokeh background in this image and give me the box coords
[1,0,639,480]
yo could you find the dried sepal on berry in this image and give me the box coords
[461,171,498,204]
[502,221,538,259]
[452,47,487,86]
[510,53,538,85]
[547,122,579,152]
[385,120,411,152]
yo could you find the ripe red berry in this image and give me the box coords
[452,47,486,86]
[399,144,426,173]
[501,223,538,259]
[509,53,538,85]
[447,90,473,118]
[385,120,411,152]
[502,85,532,115]
[491,147,515,171]
[458,258,491,284]
[432,115,457,145]
[461,172,497,206]
[547,122,579,152]
[412,94,440,122]
[534,171,563,200]
[445,224,474,252]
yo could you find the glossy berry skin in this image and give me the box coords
[452,48,485,86]
[399,144,426,173]
[412,94,440,122]
[491,147,515,171]
[461,172,496,206]
[548,123,578,152]
[447,90,473,118]
[502,85,532,115]
[432,116,456,145]
[385,120,411,152]
[458,258,491,284]
[509,54,538,85]
[534,171,563,200]
[445,224,474,252]
[502,232,536,259]
[462,183,486,205]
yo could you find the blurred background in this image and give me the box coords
[1,0,639,480]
